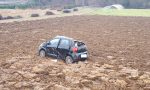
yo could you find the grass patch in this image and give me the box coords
[80,8,150,17]
[0,5,15,9]
[0,4,30,9]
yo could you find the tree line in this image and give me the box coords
[28,0,150,9]
[1,0,150,9]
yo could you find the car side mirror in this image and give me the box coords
[47,41,51,45]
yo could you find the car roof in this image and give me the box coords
[54,36,73,40]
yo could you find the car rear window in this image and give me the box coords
[74,41,85,47]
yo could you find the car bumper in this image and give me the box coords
[72,51,88,61]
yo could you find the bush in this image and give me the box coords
[73,8,78,11]
[0,14,3,20]
[1,15,22,20]
[0,5,15,9]
[63,9,71,13]
[31,14,39,17]
[15,4,29,9]
[13,15,23,19]
[4,16,14,19]
[45,11,55,15]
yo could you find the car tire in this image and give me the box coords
[65,56,73,64]
[81,58,87,61]
[39,50,46,58]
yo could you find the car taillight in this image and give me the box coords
[72,47,78,53]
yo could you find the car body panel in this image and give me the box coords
[38,36,88,62]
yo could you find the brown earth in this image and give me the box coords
[0,15,150,90]
[0,9,60,17]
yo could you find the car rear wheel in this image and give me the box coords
[39,50,46,57]
[65,56,73,64]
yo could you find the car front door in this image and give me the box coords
[57,39,70,60]
[47,38,60,58]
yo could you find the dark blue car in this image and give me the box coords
[38,36,88,64]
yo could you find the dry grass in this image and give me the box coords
[0,9,60,18]
[0,9,83,23]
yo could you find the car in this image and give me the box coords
[38,36,88,64]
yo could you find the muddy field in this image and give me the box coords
[0,15,150,90]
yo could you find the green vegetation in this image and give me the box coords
[64,5,76,9]
[27,0,150,9]
[1,0,150,9]
[80,8,150,17]
[0,5,15,9]
[0,4,30,9]
[15,4,30,9]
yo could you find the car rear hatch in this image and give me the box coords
[74,41,87,53]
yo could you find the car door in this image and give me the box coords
[47,38,60,58]
[57,39,70,60]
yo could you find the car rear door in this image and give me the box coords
[47,38,60,58]
[57,39,70,60]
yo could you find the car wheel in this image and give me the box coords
[65,56,73,64]
[39,50,46,57]
[81,58,87,61]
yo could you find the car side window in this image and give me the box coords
[49,39,59,47]
[58,39,70,49]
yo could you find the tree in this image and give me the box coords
[27,0,150,9]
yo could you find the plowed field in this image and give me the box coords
[0,15,150,90]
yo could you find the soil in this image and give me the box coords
[0,15,150,90]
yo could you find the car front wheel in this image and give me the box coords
[39,50,46,58]
[65,56,73,64]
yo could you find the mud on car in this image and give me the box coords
[38,36,88,64]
